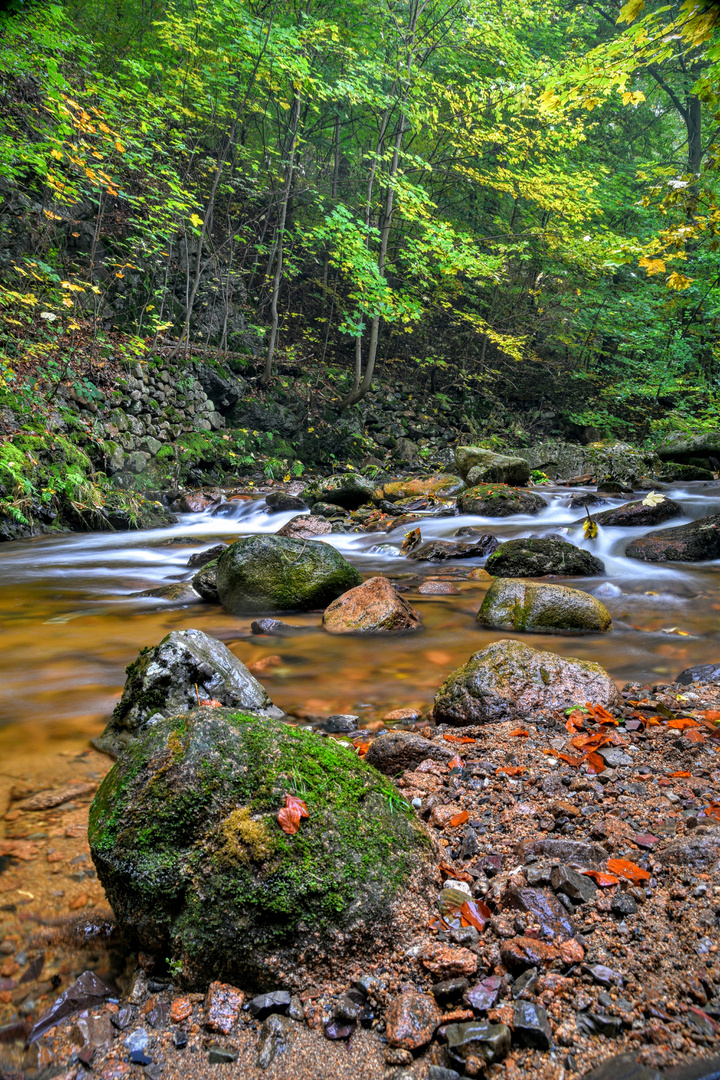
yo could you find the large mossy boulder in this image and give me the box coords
[477,578,612,634]
[485,538,604,577]
[455,447,530,487]
[215,534,362,614]
[93,629,281,757]
[301,473,375,510]
[511,440,656,486]
[373,475,465,502]
[656,431,720,468]
[625,514,720,562]
[89,708,433,990]
[456,484,547,517]
[583,496,682,528]
[433,639,621,725]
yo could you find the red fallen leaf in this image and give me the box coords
[698,710,720,722]
[585,751,606,774]
[509,728,530,737]
[353,741,370,757]
[495,766,526,776]
[439,861,472,882]
[557,752,583,766]
[667,717,699,730]
[668,771,691,778]
[447,755,463,770]
[444,734,476,744]
[607,857,651,883]
[449,810,470,827]
[460,898,491,932]
[200,698,223,707]
[584,702,619,725]
[571,732,611,750]
[702,802,720,821]
[278,794,309,835]
[583,870,620,887]
[685,729,706,744]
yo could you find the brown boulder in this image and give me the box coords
[420,943,479,977]
[385,992,441,1049]
[322,576,422,634]
[581,495,682,528]
[500,936,558,971]
[364,731,455,775]
[276,514,333,539]
[625,514,720,562]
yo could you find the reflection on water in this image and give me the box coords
[2,483,720,767]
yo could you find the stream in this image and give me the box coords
[2,482,720,771]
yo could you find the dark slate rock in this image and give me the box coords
[208,1045,238,1063]
[266,492,307,512]
[428,1068,462,1080]
[676,663,720,686]
[467,976,502,1012]
[513,1001,552,1049]
[520,838,608,867]
[511,968,538,999]
[250,618,309,636]
[577,1012,623,1037]
[485,537,604,577]
[431,978,470,1005]
[503,884,575,940]
[579,1053,661,1080]
[611,894,638,917]
[664,1058,720,1080]
[551,864,597,903]
[187,544,226,568]
[247,990,292,1019]
[319,714,359,734]
[445,1021,512,1071]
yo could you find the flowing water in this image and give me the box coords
[2,482,720,771]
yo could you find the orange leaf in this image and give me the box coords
[607,858,651,883]
[585,751,606,773]
[558,752,583,766]
[582,870,620,887]
[509,728,530,737]
[685,729,706,744]
[286,794,308,818]
[449,810,469,827]
[199,698,222,707]
[703,803,720,820]
[444,734,476,744]
[699,710,720,722]
[354,741,370,757]
[668,771,691,777]
[278,794,309,835]
[667,717,699,730]
[585,702,618,723]
[460,898,491,932]
[447,755,463,770]
[495,766,526,776]
[439,861,472,882]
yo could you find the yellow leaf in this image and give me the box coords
[61,298,73,307]
[618,0,644,23]
[115,141,125,152]
[584,519,598,539]
[50,148,62,160]
[621,90,646,106]
[189,212,204,228]
[642,491,665,507]
[639,256,666,276]
[667,272,693,290]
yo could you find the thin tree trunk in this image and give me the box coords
[261,90,301,385]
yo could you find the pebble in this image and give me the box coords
[247,989,292,1019]
[512,1000,552,1049]
[385,991,442,1049]
[420,943,479,977]
[206,980,244,1034]
[256,1013,293,1069]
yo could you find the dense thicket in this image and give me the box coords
[0,0,718,439]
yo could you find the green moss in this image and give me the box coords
[88,709,430,988]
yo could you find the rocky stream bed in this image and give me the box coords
[3,464,720,1080]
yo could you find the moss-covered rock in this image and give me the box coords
[433,639,621,725]
[456,484,546,517]
[93,629,281,757]
[89,708,433,989]
[477,578,612,634]
[511,440,656,486]
[216,534,362,614]
[301,473,375,509]
[373,475,466,502]
[485,538,604,577]
[192,558,220,602]
[455,447,530,487]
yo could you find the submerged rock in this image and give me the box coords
[477,578,612,634]
[301,474,375,510]
[406,536,498,561]
[192,558,219,603]
[456,484,547,517]
[625,514,720,562]
[455,446,530,487]
[89,708,433,989]
[93,629,281,757]
[215,534,362,614]
[580,496,682,528]
[485,537,604,577]
[137,582,201,604]
[432,639,621,725]
[322,576,422,634]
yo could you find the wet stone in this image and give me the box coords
[385,991,442,1049]
[551,864,598,903]
[445,1020,512,1071]
[319,714,359,733]
[521,838,608,867]
[431,978,470,1005]
[208,1045,238,1063]
[247,990,292,1019]
[665,1058,720,1080]
[206,981,244,1035]
[583,963,623,987]
[513,1001,552,1049]
[576,1011,623,1037]
[257,1013,293,1069]
[611,893,638,917]
[173,1029,188,1049]
[500,936,558,971]
[511,968,539,999]
[579,1054,661,1080]
[428,1068,462,1080]
[503,884,575,940]
[467,976,502,1012]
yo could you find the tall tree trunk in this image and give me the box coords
[261,90,301,385]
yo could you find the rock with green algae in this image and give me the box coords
[456,484,546,517]
[433,639,621,725]
[373,475,465,502]
[93,629,282,758]
[192,557,219,603]
[89,707,434,990]
[215,534,362,614]
[485,537,604,577]
[300,473,375,510]
[477,578,612,634]
[455,446,530,487]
